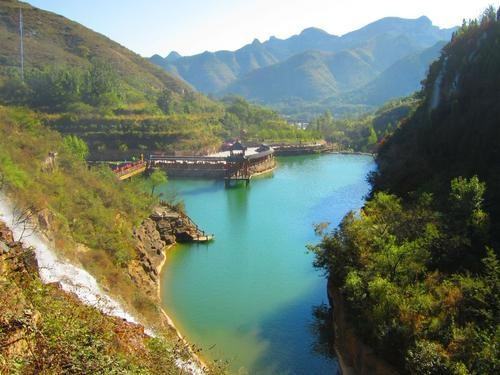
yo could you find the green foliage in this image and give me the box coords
[311,12,500,371]
[0,105,159,316]
[0,245,209,374]
[311,178,499,372]
[406,340,452,375]
[84,59,120,107]
[63,135,89,161]
[449,176,488,234]
[0,150,30,190]
[309,96,418,152]
[148,169,167,197]
[374,12,500,245]
[220,96,319,143]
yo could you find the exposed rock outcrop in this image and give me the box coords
[150,205,206,243]
[129,205,207,300]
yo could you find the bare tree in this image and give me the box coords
[10,204,39,242]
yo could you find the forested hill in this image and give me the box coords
[0,0,194,102]
[0,0,219,113]
[0,0,316,156]
[311,8,500,374]
[374,9,500,242]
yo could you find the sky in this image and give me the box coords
[26,0,498,57]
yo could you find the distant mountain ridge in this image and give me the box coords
[151,16,456,118]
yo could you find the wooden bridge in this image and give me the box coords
[112,160,147,180]
[110,143,275,184]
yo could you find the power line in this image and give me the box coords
[19,7,24,82]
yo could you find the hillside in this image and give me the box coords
[151,16,455,118]
[340,41,446,106]
[309,96,419,152]
[311,8,500,374]
[0,226,195,374]
[0,0,315,157]
[374,10,500,241]
[223,49,377,103]
[0,0,200,103]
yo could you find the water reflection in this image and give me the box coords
[310,303,337,361]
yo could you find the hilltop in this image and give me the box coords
[0,0,199,103]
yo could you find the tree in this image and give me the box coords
[63,135,89,161]
[481,5,497,25]
[157,89,174,114]
[148,169,167,197]
[449,176,488,237]
[83,59,120,107]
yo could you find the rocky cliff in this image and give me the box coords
[327,279,399,375]
[129,204,207,301]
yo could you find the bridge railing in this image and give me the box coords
[112,160,146,178]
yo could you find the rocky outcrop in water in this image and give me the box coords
[129,205,206,300]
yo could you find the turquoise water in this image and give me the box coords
[159,154,375,374]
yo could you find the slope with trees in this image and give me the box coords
[0,0,314,157]
[310,8,500,374]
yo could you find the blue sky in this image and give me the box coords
[26,0,498,57]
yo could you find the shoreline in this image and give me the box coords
[156,244,210,371]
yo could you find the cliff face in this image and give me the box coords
[129,205,206,300]
[327,279,399,375]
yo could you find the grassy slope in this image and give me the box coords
[0,105,162,325]
[0,230,196,374]
[0,0,190,97]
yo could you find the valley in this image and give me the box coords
[0,1,499,374]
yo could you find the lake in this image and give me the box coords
[159,154,375,374]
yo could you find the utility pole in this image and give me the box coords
[19,7,24,82]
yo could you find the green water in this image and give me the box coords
[159,154,375,374]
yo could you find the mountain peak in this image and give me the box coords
[165,51,182,62]
[416,15,432,25]
[300,27,329,36]
[252,38,261,46]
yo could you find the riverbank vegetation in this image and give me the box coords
[309,96,419,153]
[0,103,226,373]
[310,8,500,374]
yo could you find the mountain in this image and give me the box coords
[223,49,377,103]
[0,0,193,98]
[151,16,455,116]
[0,0,314,155]
[340,41,446,106]
[374,14,500,233]
[154,38,279,93]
